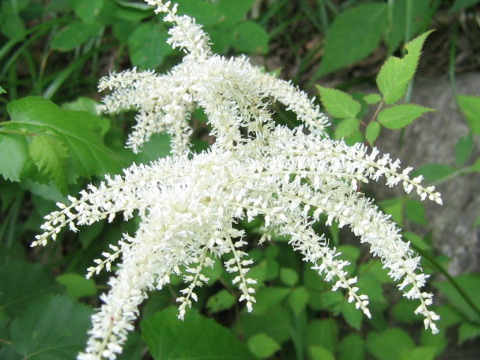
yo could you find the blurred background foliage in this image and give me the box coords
[1,0,480,359]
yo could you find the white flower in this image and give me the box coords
[34,1,442,359]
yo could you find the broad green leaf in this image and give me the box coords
[253,287,290,314]
[385,0,432,54]
[366,328,415,360]
[317,86,361,118]
[69,0,105,23]
[358,259,393,284]
[403,231,430,251]
[341,301,363,330]
[11,295,92,360]
[310,346,335,360]
[335,118,359,140]
[176,0,222,25]
[434,273,480,322]
[458,321,480,344]
[0,86,6,94]
[0,134,30,182]
[280,267,299,286]
[414,163,456,182]
[217,0,255,26]
[28,134,68,192]
[379,197,403,226]
[363,93,382,105]
[206,289,236,312]
[56,273,96,299]
[457,95,480,134]
[142,307,256,360]
[288,286,309,317]
[392,297,421,324]
[398,347,437,360]
[51,21,101,51]
[357,274,385,303]
[0,261,63,317]
[455,133,474,166]
[6,97,123,182]
[366,121,381,145]
[306,319,338,354]
[317,3,387,76]
[339,333,365,360]
[239,305,291,344]
[247,333,280,359]
[448,0,480,13]
[231,21,269,54]
[378,104,433,129]
[128,23,173,69]
[377,31,433,104]
[405,200,427,226]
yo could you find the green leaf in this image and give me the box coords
[366,328,415,360]
[378,104,433,129]
[0,261,64,317]
[365,121,381,145]
[206,289,236,313]
[403,231,431,251]
[217,0,255,26]
[455,133,474,166]
[310,346,335,360]
[28,134,69,192]
[247,333,280,359]
[254,287,290,314]
[288,286,309,317]
[6,97,123,182]
[11,295,93,360]
[280,267,299,286]
[51,21,101,51]
[414,163,456,182]
[176,0,222,25]
[457,95,480,134]
[398,347,437,360]
[405,200,427,226]
[0,86,6,94]
[377,31,433,104]
[341,301,363,330]
[142,307,256,360]
[379,197,403,226]
[434,273,480,322]
[239,305,291,344]
[306,319,338,354]
[231,21,269,54]
[56,273,96,299]
[458,321,480,344]
[317,86,361,118]
[339,333,365,360]
[335,118,359,140]
[392,297,421,325]
[128,23,173,69]
[69,0,105,23]
[363,93,382,105]
[317,3,387,76]
[357,274,386,303]
[0,134,30,182]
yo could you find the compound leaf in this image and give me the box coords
[317,86,361,118]
[378,104,433,129]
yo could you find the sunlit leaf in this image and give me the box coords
[378,104,433,129]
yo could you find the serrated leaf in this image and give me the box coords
[142,307,256,360]
[366,121,381,145]
[69,0,105,23]
[317,86,361,118]
[254,287,290,314]
[6,97,123,182]
[247,333,280,359]
[366,328,415,360]
[288,286,309,316]
[310,346,335,360]
[378,104,433,129]
[335,118,359,139]
[51,21,101,51]
[206,289,236,313]
[0,261,64,317]
[56,273,96,299]
[317,3,387,76]
[128,23,173,69]
[457,95,480,134]
[28,134,68,192]
[341,301,363,330]
[377,31,433,104]
[398,347,437,360]
[176,0,222,25]
[455,133,474,166]
[0,134,30,182]
[217,0,254,26]
[363,93,382,104]
[339,333,365,360]
[231,21,269,54]
[11,295,93,360]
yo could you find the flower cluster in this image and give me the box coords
[34,1,442,359]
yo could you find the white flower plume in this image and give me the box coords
[33,1,442,359]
